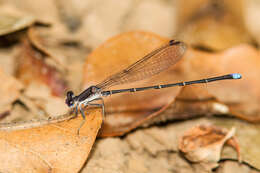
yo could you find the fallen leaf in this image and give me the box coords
[178,125,240,170]
[212,118,260,170]
[179,45,260,121]
[83,31,194,136]
[0,102,35,123]
[28,26,68,72]
[0,13,35,36]
[101,43,260,136]
[99,85,231,137]
[27,26,91,92]
[83,31,247,137]
[0,68,23,115]
[0,108,102,173]
[16,39,67,97]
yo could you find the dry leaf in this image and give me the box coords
[178,125,240,170]
[28,26,68,71]
[211,118,260,170]
[0,68,23,115]
[83,31,246,137]
[27,26,91,92]
[180,45,260,121]
[83,31,191,136]
[0,108,102,173]
[0,13,35,36]
[16,39,67,97]
[99,85,232,137]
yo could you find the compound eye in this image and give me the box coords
[67,91,74,98]
[66,91,75,107]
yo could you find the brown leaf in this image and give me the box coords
[27,26,68,72]
[83,31,246,137]
[83,31,183,136]
[0,108,102,173]
[178,125,240,170]
[99,85,231,137]
[0,68,23,115]
[104,44,260,132]
[16,39,67,97]
[180,45,260,121]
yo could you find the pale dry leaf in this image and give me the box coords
[0,68,23,114]
[0,13,35,36]
[179,125,240,170]
[0,109,102,173]
[0,103,35,123]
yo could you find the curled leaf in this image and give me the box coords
[27,26,68,71]
[0,13,35,36]
[178,125,240,170]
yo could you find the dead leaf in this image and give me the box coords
[83,31,247,137]
[102,43,260,134]
[0,68,23,115]
[179,45,260,121]
[211,118,260,170]
[0,108,102,173]
[28,26,68,71]
[16,39,67,97]
[0,13,35,36]
[0,102,35,123]
[99,85,232,137]
[178,125,240,170]
[83,31,187,136]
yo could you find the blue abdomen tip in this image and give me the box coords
[231,73,242,79]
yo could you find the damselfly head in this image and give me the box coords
[66,91,75,107]
[169,40,181,45]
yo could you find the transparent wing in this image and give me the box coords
[96,40,186,90]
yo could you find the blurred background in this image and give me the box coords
[0,1,260,172]
[1,0,259,49]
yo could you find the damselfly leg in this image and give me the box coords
[76,98,105,135]
[78,103,86,135]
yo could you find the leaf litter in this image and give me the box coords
[0,1,259,173]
